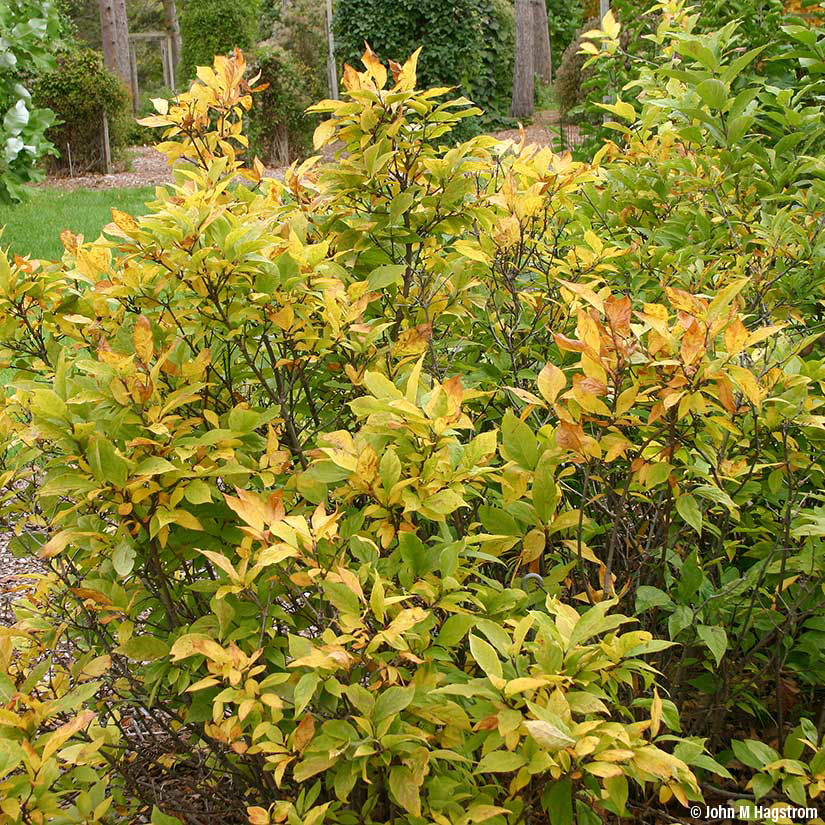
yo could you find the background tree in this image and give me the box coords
[98,0,132,92]
[511,0,535,117]
[533,0,552,83]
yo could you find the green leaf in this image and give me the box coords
[732,739,779,770]
[437,614,476,647]
[389,765,421,815]
[151,808,183,825]
[721,44,768,85]
[134,456,177,476]
[668,605,693,640]
[697,625,727,666]
[30,388,67,420]
[478,505,520,536]
[86,436,128,487]
[568,601,629,647]
[294,672,319,716]
[603,774,628,816]
[121,636,169,662]
[294,755,336,782]
[398,531,433,577]
[374,684,415,722]
[346,684,374,715]
[0,739,24,781]
[543,777,573,825]
[532,455,559,524]
[112,540,135,577]
[696,78,727,110]
[783,776,807,807]
[476,750,525,773]
[750,772,774,800]
[675,493,702,535]
[469,634,502,681]
[379,448,401,493]
[501,410,538,470]
[184,479,212,505]
[368,264,405,290]
[635,586,672,613]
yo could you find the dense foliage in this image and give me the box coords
[547,0,585,68]
[333,0,514,133]
[0,0,62,202]
[564,0,815,156]
[178,0,260,81]
[3,1,825,822]
[32,49,131,174]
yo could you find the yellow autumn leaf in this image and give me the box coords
[361,43,388,88]
[313,119,337,150]
[133,315,153,364]
[537,363,566,404]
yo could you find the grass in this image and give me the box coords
[0,186,155,260]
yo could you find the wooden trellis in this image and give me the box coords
[128,31,177,110]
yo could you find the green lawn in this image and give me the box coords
[0,186,155,261]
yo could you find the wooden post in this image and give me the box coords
[324,0,338,100]
[160,37,170,87]
[511,0,535,118]
[102,111,113,174]
[129,42,139,112]
[532,0,552,84]
[166,35,176,90]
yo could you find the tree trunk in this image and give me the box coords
[511,0,535,118]
[99,0,132,93]
[532,0,552,84]
[161,0,182,77]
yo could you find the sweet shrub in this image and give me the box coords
[3,2,825,821]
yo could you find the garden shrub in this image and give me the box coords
[4,4,825,821]
[571,0,807,157]
[178,0,260,82]
[270,0,327,88]
[333,0,513,133]
[0,0,62,202]
[32,48,131,173]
